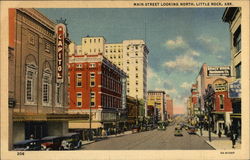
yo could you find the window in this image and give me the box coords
[42,69,52,105]
[135,66,138,71]
[136,59,138,64]
[136,81,138,85]
[90,39,92,43]
[90,63,96,68]
[234,27,241,52]
[135,52,138,56]
[127,67,129,71]
[127,60,129,64]
[76,64,82,68]
[235,63,241,79]
[90,92,95,106]
[94,39,96,43]
[25,64,37,104]
[76,73,82,87]
[98,39,100,43]
[45,42,50,53]
[76,92,82,107]
[219,95,224,110]
[135,46,138,50]
[136,73,138,78]
[90,72,95,87]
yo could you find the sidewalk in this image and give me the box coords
[196,129,241,150]
[82,130,133,145]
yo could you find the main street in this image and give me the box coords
[82,122,214,150]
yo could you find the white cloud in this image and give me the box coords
[180,82,192,89]
[166,36,188,49]
[189,50,200,57]
[163,54,200,72]
[197,35,225,54]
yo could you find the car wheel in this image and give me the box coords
[46,148,51,151]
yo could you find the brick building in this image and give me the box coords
[165,94,173,120]
[68,53,127,132]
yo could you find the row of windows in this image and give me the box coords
[76,92,96,107]
[76,72,96,87]
[25,64,62,106]
[126,52,139,57]
[102,75,122,94]
[106,49,121,53]
[101,95,121,108]
[126,59,139,64]
[88,48,101,53]
[84,38,101,44]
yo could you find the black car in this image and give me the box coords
[13,139,42,151]
[61,133,82,150]
[41,136,64,150]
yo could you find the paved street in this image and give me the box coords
[82,124,214,150]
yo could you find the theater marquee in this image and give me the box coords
[55,23,66,83]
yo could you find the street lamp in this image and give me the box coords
[89,88,93,141]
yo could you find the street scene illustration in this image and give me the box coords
[8,7,241,150]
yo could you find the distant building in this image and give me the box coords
[222,7,241,137]
[165,95,173,119]
[147,90,167,121]
[68,53,127,131]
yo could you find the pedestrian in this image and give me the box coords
[231,131,237,148]
[218,130,222,138]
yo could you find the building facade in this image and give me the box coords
[222,7,241,137]
[147,91,167,121]
[68,53,127,132]
[165,94,173,119]
[70,37,149,116]
[8,8,85,147]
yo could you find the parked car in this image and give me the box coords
[13,139,42,151]
[41,136,64,150]
[61,133,82,150]
[174,126,183,136]
[188,126,196,134]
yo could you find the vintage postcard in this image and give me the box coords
[0,0,249,160]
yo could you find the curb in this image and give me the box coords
[196,133,216,150]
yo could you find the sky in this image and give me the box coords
[38,8,231,114]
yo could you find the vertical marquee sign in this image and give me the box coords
[55,24,66,83]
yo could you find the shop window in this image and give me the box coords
[76,92,82,107]
[235,63,241,79]
[76,73,82,87]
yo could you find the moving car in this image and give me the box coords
[61,133,82,150]
[188,126,196,134]
[41,136,64,150]
[157,121,167,131]
[174,126,183,136]
[13,139,42,151]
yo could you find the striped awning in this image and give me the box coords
[230,113,241,119]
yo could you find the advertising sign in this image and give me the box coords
[207,66,231,77]
[55,24,66,83]
[229,80,241,98]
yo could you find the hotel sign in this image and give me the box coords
[55,24,66,83]
[207,66,231,77]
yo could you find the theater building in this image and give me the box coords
[8,8,88,148]
[68,53,127,132]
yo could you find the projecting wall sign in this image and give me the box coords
[207,66,231,77]
[55,24,66,83]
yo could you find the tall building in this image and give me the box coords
[222,7,241,138]
[165,94,173,119]
[68,53,127,132]
[8,9,89,148]
[147,90,167,121]
[70,37,149,116]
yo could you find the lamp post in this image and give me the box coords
[204,84,215,142]
[89,88,93,141]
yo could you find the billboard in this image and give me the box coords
[207,66,231,77]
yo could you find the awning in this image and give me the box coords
[13,113,89,122]
[230,113,241,119]
[211,112,225,114]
